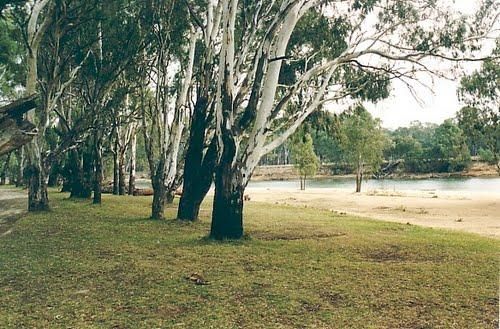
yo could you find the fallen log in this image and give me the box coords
[133,188,154,196]
[0,95,38,156]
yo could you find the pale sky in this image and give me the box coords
[364,1,490,130]
[365,77,468,129]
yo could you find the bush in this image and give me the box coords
[478,148,495,163]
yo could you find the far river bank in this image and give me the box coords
[252,161,499,181]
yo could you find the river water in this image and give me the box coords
[248,177,500,193]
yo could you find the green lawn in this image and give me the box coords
[0,189,498,328]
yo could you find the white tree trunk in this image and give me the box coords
[24,0,53,211]
[128,125,137,195]
[164,29,198,190]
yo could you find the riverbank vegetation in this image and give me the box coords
[0,189,498,328]
[260,106,497,178]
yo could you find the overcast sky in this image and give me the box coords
[365,76,469,130]
[365,1,486,130]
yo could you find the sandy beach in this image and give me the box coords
[246,187,500,239]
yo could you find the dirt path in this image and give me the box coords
[247,187,500,239]
[0,187,26,237]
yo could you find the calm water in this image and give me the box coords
[248,177,500,193]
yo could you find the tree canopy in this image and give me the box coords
[339,105,387,192]
[291,132,320,190]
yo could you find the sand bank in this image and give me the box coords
[246,187,500,239]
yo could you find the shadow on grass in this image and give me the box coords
[0,195,26,237]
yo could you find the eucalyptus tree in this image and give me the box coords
[70,0,145,204]
[431,119,471,172]
[107,86,137,196]
[177,0,222,222]
[209,0,498,239]
[339,106,387,192]
[458,42,499,173]
[34,0,100,206]
[10,0,96,210]
[291,132,319,190]
[138,0,195,219]
[127,115,138,195]
[19,0,53,210]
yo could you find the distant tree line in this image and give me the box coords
[273,104,497,178]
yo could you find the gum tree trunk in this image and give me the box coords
[211,160,245,240]
[128,127,137,195]
[210,0,244,240]
[177,98,217,221]
[210,132,244,240]
[26,164,41,210]
[15,149,24,187]
[0,153,11,185]
[113,141,119,195]
[47,161,60,187]
[151,157,167,220]
[176,16,217,222]
[40,164,49,208]
[166,190,175,204]
[26,161,49,211]
[355,163,363,193]
[93,132,103,204]
[70,148,92,199]
[23,0,52,212]
[118,152,126,195]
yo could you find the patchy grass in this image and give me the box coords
[0,188,498,328]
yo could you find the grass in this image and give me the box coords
[0,188,498,328]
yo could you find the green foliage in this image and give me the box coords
[390,135,423,161]
[299,111,344,164]
[459,43,499,111]
[339,105,388,174]
[280,10,350,86]
[352,0,378,13]
[456,106,487,155]
[0,1,27,15]
[0,13,24,100]
[431,120,471,172]
[457,43,499,173]
[341,66,391,103]
[311,129,344,164]
[281,4,393,106]
[386,120,473,173]
[291,132,320,180]
[478,148,495,164]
